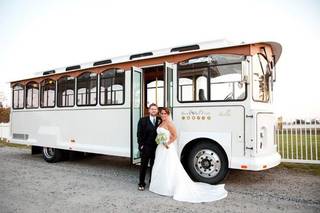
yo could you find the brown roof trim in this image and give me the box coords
[11,44,252,86]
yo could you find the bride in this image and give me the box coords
[149,107,228,203]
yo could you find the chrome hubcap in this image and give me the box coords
[193,149,221,178]
[43,147,55,159]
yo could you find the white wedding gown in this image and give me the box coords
[149,127,228,203]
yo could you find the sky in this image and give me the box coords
[0,0,319,118]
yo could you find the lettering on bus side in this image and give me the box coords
[181,110,212,121]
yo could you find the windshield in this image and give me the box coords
[252,54,272,102]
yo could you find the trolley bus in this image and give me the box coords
[9,40,282,183]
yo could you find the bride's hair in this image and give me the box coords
[160,107,171,115]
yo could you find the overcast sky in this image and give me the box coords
[0,0,319,118]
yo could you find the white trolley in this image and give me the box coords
[10,40,282,183]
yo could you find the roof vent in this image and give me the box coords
[170,44,200,52]
[66,65,81,71]
[93,59,112,66]
[130,52,153,60]
[43,70,55,75]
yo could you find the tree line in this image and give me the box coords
[0,107,10,123]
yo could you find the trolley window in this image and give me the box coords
[100,69,125,105]
[12,84,24,109]
[177,54,246,102]
[77,72,98,106]
[40,79,56,108]
[146,80,164,107]
[57,76,75,107]
[26,82,39,108]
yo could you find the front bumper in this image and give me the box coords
[230,152,281,171]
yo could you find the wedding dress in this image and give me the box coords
[149,127,228,203]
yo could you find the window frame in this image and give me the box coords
[209,64,246,101]
[177,68,210,102]
[99,68,125,106]
[40,79,56,108]
[12,83,25,109]
[76,72,98,107]
[252,53,271,103]
[145,79,165,108]
[25,81,39,109]
[177,55,247,103]
[57,75,75,108]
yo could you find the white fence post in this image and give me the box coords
[0,122,10,141]
[276,118,320,164]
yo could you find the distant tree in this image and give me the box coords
[0,107,10,123]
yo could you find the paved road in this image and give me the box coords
[0,147,319,213]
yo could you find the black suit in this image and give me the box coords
[137,116,161,186]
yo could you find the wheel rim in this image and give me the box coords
[193,149,221,178]
[43,147,55,159]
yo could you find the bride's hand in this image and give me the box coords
[163,142,169,149]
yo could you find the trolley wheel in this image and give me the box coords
[42,147,63,163]
[187,142,228,184]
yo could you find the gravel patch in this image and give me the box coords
[0,147,319,213]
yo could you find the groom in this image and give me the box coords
[137,103,161,191]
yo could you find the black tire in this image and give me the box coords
[42,147,64,163]
[187,141,228,184]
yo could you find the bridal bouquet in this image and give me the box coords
[155,133,169,149]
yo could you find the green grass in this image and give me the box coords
[0,138,29,149]
[276,133,320,161]
[279,162,320,176]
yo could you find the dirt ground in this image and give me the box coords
[0,147,319,213]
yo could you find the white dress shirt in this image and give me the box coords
[149,115,156,126]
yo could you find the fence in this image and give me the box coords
[0,122,10,140]
[276,118,320,164]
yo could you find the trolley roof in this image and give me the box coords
[10,39,282,84]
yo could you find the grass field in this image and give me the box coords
[276,132,320,161]
[0,138,29,149]
[279,162,320,176]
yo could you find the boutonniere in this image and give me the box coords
[157,118,162,125]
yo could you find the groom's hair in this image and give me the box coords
[148,103,158,108]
